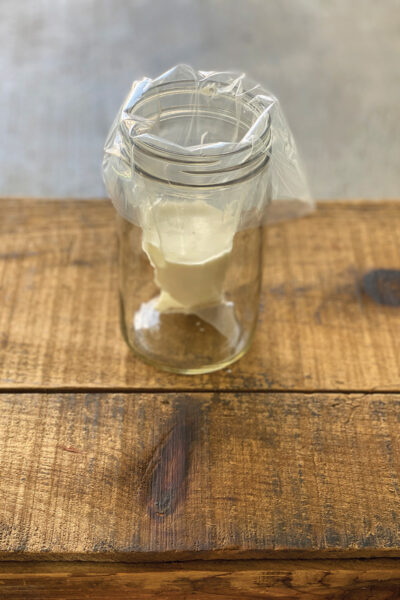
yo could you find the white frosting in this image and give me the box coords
[141,200,237,312]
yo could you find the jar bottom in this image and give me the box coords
[120,293,255,375]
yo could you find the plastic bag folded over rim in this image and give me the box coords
[102,64,314,225]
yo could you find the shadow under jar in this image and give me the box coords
[117,77,271,374]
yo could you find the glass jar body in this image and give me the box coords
[118,206,264,374]
[104,69,273,373]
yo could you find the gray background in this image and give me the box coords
[2,0,399,199]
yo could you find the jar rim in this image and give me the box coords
[123,76,272,185]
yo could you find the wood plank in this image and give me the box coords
[1,392,400,560]
[0,559,400,600]
[1,199,400,391]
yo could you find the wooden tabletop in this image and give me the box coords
[0,198,400,599]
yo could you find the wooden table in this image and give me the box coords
[1,199,400,599]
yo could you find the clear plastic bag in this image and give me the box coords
[102,64,313,230]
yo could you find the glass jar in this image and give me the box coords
[106,69,274,374]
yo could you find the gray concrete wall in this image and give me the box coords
[1,0,399,199]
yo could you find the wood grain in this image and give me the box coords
[1,392,400,561]
[0,559,400,600]
[1,199,400,391]
[2,199,400,598]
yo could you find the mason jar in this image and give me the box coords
[106,69,273,373]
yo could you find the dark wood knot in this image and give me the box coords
[145,410,195,520]
[362,269,400,307]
